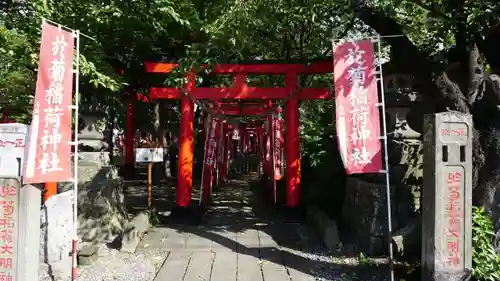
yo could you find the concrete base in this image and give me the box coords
[200,198,214,207]
[282,206,305,222]
[423,269,472,281]
[170,206,207,224]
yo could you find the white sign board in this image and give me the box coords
[0,123,29,176]
[135,148,164,163]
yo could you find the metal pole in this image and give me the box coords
[71,29,80,281]
[148,162,153,209]
[376,37,395,281]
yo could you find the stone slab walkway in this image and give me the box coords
[132,174,392,281]
[136,175,317,281]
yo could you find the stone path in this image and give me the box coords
[136,175,318,281]
[126,172,395,281]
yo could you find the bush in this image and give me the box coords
[472,206,500,281]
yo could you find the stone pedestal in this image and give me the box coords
[78,114,108,152]
[78,152,110,169]
[422,112,473,281]
[341,177,397,255]
[76,164,128,244]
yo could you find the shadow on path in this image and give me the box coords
[150,173,409,281]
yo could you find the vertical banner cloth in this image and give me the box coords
[202,117,220,199]
[274,118,284,180]
[24,23,74,184]
[333,40,382,174]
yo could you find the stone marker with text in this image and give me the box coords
[422,112,472,281]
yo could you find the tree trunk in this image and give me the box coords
[355,6,500,228]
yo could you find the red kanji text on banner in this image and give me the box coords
[23,23,74,184]
[333,40,382,174]
[274,118,284,180]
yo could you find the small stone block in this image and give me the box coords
[121,211,151,253]
[77,245,99,265]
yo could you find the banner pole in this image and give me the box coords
[376,37,395,281]
[198,115,210,206]
[71,29,81,281]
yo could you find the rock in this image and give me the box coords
[77,165,129,244]
[78,244,99,265]
[121,211,152,253]
[392,217,421,260]
[307,206,340,251]
[341,177,398,256]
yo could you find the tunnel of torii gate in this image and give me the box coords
[124,60,333,212]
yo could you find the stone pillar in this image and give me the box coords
[422,112,473,281]
[0,178,20,281]
[176,75,195,208]
[18,185,42,281]
[285,74,300,208]
[0,178,42,281]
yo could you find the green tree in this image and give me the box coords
[351,0,500,212]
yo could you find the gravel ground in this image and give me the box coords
[290,224,392,281]
[39,247,169,281]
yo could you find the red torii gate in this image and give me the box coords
[127,60,333,213]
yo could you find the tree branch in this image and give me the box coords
[477,25,500,73]
[465,45,484,106]
[404,0,452,22]
[354,5,471,113]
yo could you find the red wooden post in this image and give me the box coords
[264,122,271,179]
[125,93,135,168]
[201,116,211,203]
[259,126,265,176]
[223,125,231,182]
[44,182,57,201]
[238,123,244,154]
[246,131,251,153]
[217,122,226,186]
[285,74,301,207]
[241,124,247,153]
[177,74,195,208]
[269,112,277,203]
[0,112,13,123]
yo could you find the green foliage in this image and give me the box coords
[0,24,36,120]
[472,207,500,281]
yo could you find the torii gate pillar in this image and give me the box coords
[285,74,301,208]
[177,76,195,208]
